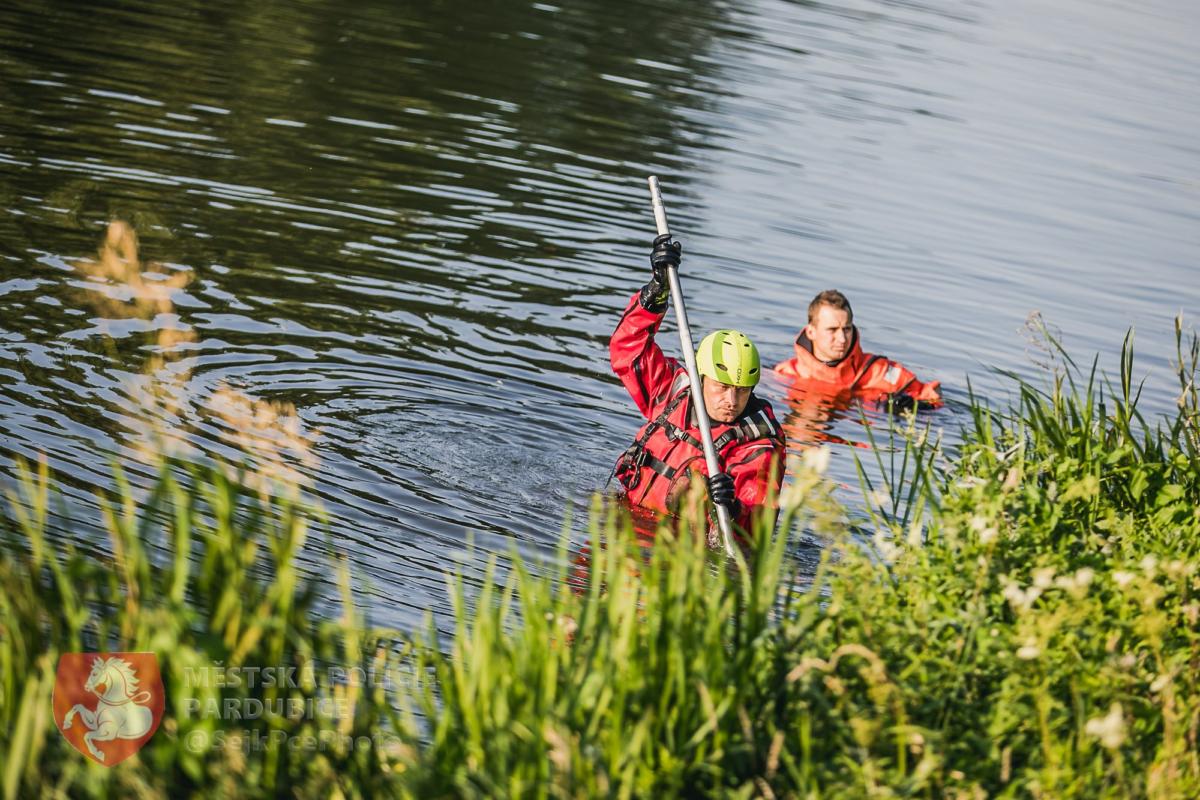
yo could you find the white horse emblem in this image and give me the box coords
[61,656,154,761]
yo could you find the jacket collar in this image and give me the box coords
[796,326,860,368]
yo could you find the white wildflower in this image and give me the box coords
[1141,555,1158,576]
[1032,567,1056,590]
[907,517,924,547]
[1002,582,1023,606]
[873,528,900,560]
[970,515,999,544]
[1113,571,1136,589]
[1084,703,1126,749]
[801,445,832,475]
[1002,581,1041,613]
[1054,567,1094,597]
[1150,674,1171,693]
[1016,639,1041,660]
[1163,560,1192,580]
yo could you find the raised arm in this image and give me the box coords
[610,292,683,420]
[609,235,686,420]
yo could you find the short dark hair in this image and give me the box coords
[808,290,853,324]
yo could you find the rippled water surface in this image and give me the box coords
[2,0,1197,629]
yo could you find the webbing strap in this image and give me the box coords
[640,452,679,481]
[654,396,784,453]
[609,373,692,489]
[712,406,783,450]
[614,372,783,492]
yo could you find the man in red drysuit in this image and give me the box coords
[610,235,785,543]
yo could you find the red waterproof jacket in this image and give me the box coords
[773,329,942,406]
[610,292,785,534]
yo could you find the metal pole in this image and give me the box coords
[646,176,735,556]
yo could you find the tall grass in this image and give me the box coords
[1,455,409,799]
[395,322,1200,799]
[399,457,842,799]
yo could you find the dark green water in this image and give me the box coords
[2,0,1197,629]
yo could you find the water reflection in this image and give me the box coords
[779,385,873,453]
[0,0,743,631]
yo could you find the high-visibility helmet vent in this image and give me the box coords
[696,329,761,387]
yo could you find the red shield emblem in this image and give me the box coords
[53,652,164,765]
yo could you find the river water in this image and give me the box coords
[2,0,1197,630]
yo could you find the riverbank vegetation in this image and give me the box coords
[1,224,407,798]
[2,224,1198,798]
[399,319,1200,799]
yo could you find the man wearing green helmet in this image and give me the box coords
[610,234,786,542]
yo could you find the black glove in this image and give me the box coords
[885,392,916,414]
[650,234,681,280]
[706,471,742,530]
[639,234,681,311]
[707,471,736,509]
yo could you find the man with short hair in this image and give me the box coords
[774,289,942,409]
[610,235,785,540]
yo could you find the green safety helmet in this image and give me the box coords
[696,329,761,387]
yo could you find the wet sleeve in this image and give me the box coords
[772,357,800,379]
[610,291,683,420]
[860,358,943,407]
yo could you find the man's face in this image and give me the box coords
[805,305,854,363]
[702,376,753,423]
